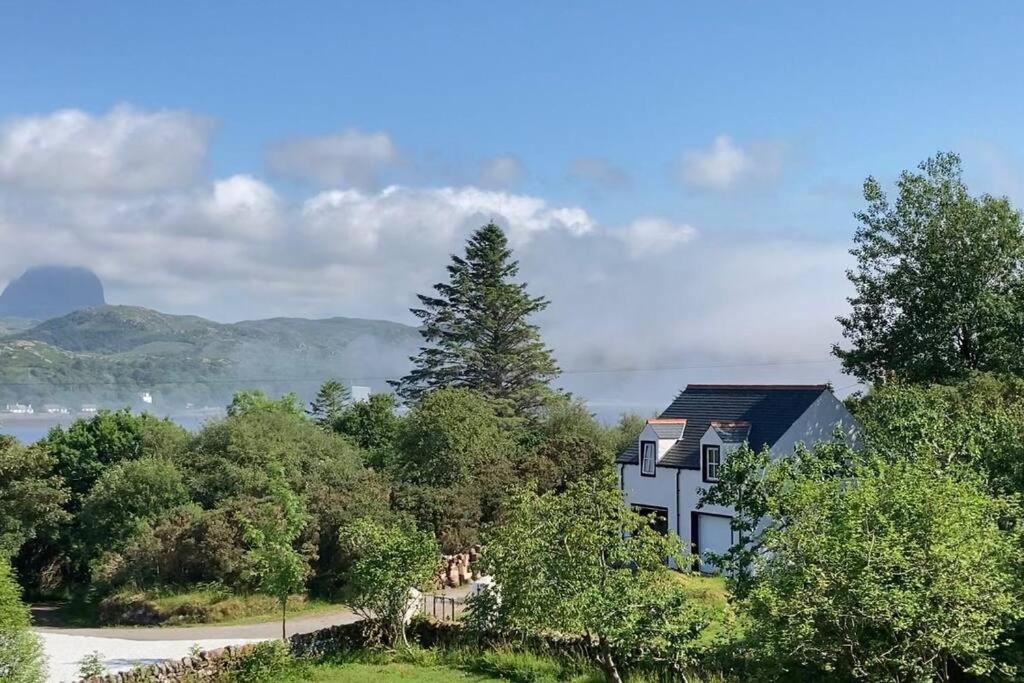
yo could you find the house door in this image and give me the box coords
[695,513,734,573]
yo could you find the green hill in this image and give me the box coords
[0,305,421,409]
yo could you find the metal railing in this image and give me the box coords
[419,594,466,621]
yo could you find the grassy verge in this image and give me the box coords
[37,587,345,627]
[276,646,605,683]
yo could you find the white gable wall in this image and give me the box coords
[620,462,681,537]
[637,424,682,461]
[771,391,859,458]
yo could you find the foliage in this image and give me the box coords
[228,639,299,682]
[850,373,1024,495]
[77,651,105,679]
[392,388,517,488]
[340,517,439,647]
[228,389,304,418]
[475,475,706,683]
[0,436,68,560]
[241,468,309,639]
[41,408,187,502]
[704,444,1024,681]
[94,503,249,591]
[835,152,1024,383]
[332,393,401,468]
[0,560,45,683]
[394,223,560,416]
[308,379,351,428]
[519,399,615,493]
[608,414,647,458]
[79,456,189,558]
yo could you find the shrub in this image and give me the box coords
[0,559,46,683]
[228,640,297,682]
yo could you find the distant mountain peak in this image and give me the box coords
[0,265,105,320]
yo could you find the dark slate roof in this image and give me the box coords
[616,385,828,469]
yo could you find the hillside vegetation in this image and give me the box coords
[0,305,420,407]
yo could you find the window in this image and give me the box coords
[640,440,656,476]
[703,445,722,482]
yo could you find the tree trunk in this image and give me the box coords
[281,598,287,641]
[597,634,623,683]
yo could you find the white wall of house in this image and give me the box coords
[771,391,859,458]
[620,462,681,537]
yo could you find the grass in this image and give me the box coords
[278,662,504,682]
[145,589,342,627]
[285,646,606,683]
[38,587,346,627]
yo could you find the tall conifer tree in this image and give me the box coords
[393,223,560,415]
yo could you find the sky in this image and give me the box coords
[2,2,1024,408]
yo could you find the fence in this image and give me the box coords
[418,593,466,621]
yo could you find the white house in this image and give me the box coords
[617,384,859,572]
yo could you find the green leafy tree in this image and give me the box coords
[307,379,350,427]
[78,457,189,559]
[609,413,647,457]
[391,388,516,487]
[520,398,615,492]
[850,373,1024,495]
[227,390,303,418]
[475,476,705,683]
[0,559,45,683]
[41,409,187,502]
[705,446,1023,680]
[835,152,1024,383]
[241,468,309,640]
[332,393,401,467]
[340,517,439,647]
[393,223,560,416]
[0,437,68,560]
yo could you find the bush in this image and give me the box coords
[228,640,299,682]
[0,560,46,683]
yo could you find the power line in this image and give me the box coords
[0,357,840,388]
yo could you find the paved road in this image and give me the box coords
[31,584,474,641]
[33,606,361,641]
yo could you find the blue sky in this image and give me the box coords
[7,2,1023,230]
[1,3,1023,401]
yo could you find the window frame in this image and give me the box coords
[640,440,657,477]
[702,444,722,483]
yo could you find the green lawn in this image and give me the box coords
[280,662,503,682]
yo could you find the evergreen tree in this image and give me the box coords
[393,223,560,415]
[307,379,351,427]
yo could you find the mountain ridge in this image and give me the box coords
[0,305,421,408]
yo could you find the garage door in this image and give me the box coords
[696,514,734,574]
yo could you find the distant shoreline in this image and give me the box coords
[0,408,225,424]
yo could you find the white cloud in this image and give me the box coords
[678,135,784,192]
[479,154,524,189]
[0,105,212,193]
[0,106,853,406]
[202,175,281,240]
[567,156,631,190]
[266,128,400,189]
[620,217,697,258]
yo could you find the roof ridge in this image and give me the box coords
[685,384,828,391]
[646,417,686,424]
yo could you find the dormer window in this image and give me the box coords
[702,445,722,482]
[640,440,656,476]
